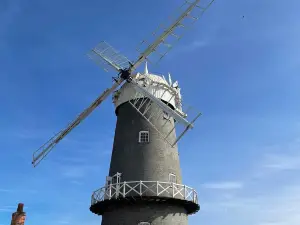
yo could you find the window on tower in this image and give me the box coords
[169,173,177,184]
[163,111,170,120]
[139,131,149,143]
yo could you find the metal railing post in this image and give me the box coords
[193,190,195,202]
[172,183,174,198]
[140,181,142,196]
[109,185,112,200]
[123,182,126,197]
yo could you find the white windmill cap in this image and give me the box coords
[113,62,182,111]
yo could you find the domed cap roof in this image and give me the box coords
[113,62,183,112]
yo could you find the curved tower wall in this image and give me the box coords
[101,203,188,225]
[109,99,182,184]
[109,73,183,184]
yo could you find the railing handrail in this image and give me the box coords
[93,180,194,191]
[91,180,198,205]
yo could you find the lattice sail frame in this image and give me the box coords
[125,75,201,147]
[136,0,215,65]
[87,41,133,72]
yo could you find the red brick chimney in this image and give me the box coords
[10,203,26,225]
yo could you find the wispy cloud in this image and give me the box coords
[0,188,36,194]
[58,221,70,224]
[1,127,56,141]
[201,137,300,225]
[202,181,243,190]
[0,205,18,213]
[203,184,300,225]
[181,40,208,52]
[61,166,87,179]
[165,39,209,61]
[70,180,83,185]
[60,164,100,179]
[12,129,51,140]
[54,214,72,225]
[0,208,13,212]
[263,153,300,171]
[253,137,300,177]
[190,40,208,48]
[0,189,13,193]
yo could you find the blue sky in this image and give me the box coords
[1,0,300,224]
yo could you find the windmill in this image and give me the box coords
[32,0,215,224]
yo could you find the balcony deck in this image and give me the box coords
[90,181,200,215]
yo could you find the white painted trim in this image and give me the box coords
[139,131,149,143]
[169,173,177,183]
[113,74,180,110]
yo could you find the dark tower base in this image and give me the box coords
[101,201,187,225]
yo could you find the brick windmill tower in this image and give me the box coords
[31,0,214,224]
[90,63,200,224]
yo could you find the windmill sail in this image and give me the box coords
[87,41,132,73]
[135,0,215,66]
[32,80,123,167]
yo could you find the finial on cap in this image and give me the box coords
[144,61,149,75]
[168,72,172,86]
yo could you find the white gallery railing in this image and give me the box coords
[91,181,198,205]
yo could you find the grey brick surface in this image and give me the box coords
[102,99,189,225]
[101,202,188,225]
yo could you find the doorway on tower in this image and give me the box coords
[105,172,122,199]
[106,172,122,185]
